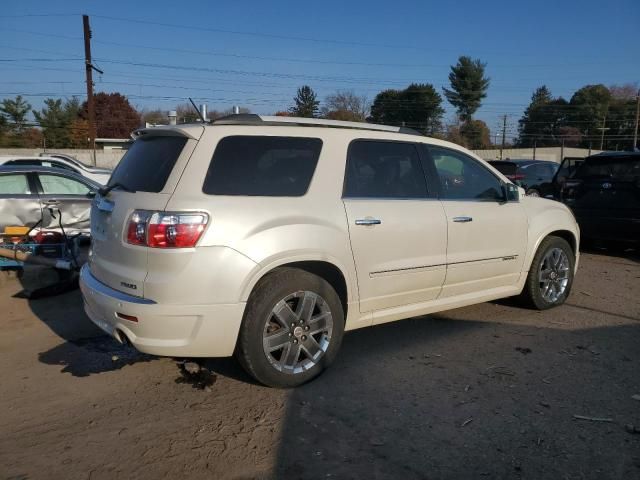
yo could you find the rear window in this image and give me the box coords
[574,156,640,181]
[108,135,188,192]
[203,136,322,196]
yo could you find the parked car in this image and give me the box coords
[80,115,580,387]
[0,166,100,235]
[561,151,639,245]
[489,160,559,197]
[0,154,111,185]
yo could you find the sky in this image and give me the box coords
[1,0,638,140]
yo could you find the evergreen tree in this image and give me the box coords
[442,56,490,122]
[290,85,320,118]
[0,95,31,133]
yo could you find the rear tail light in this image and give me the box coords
[125,210,208,248]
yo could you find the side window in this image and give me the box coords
[39,174,90,195]
[0,174,31,195]
[429,147,503,201]
[343,140,427,198]
[203,136,322,196]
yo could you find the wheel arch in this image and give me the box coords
[527,228,579,276]
[240,256,353,318]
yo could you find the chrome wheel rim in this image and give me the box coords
[538,247,570,303]
[262,291,333,375]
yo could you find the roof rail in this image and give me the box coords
[211,114,423,136]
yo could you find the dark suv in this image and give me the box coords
[561,152,640,245]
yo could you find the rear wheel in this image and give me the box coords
[520,236,575,310]
[236,268,344,388]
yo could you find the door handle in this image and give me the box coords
[452,216,473,223]
[355,218,382,226]
[44,199,59,206]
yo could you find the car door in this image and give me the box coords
[34,172,95,233]
[342,139,448,314]
[0,172,42,231]
[426,146,527,298]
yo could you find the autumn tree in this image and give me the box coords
[290,85,320,118]
[81,92,140,138]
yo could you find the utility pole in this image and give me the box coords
[83,14,103,166]
[597,109,609,151]
[500,114,507,160]
[633,88,640,151]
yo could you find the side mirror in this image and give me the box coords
[501,182,520,202]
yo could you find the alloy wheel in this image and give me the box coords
[262,291,333,375]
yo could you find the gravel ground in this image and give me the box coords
[0,248,639,480]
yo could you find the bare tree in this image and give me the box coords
[321,90,370,122]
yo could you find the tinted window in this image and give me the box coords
[574,156,640,181]
[0,174,30,194]
[109,135,187,193]
[203,136,322,196]
[5,159,42,167]
[430,147,502,200]
[344,141,427,198]
[39,174,90,195]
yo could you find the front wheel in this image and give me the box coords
[520,236,575,310]
[236,268,344,388]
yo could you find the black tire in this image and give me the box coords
[520,236,575,310]
[236,267,345,388]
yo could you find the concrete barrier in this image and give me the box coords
[0,149,126,169]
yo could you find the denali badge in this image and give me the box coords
[120,282,137,290]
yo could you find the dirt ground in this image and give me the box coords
[1,248,639,480]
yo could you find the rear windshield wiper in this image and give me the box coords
[98,182,136,197]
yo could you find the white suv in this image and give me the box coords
[80,115,579,387]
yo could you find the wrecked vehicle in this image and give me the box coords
[0,166,100,235]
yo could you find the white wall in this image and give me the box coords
[0,148,126,169]
[472,147,601,163]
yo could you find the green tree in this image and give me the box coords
[442,56,490,122]
[369,84,444,135]
[369,89,402,125]
[290,85,320,118]
[517,86,570,147]
[32,96,84,148]
[0,95,31,133]
[567,84,611,148]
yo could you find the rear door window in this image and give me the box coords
[343,140,428,198]
[203,136,322,196]
[108,135,188,193]
[39,174,91,195]
[0,174,31,195]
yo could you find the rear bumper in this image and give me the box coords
[79,264,246,357]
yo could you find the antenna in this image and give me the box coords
[188,97,206,123]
